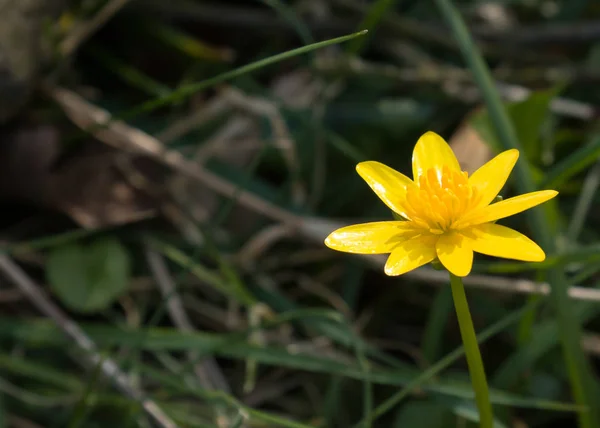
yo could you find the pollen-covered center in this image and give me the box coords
[404,166,481,233]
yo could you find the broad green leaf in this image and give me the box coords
[46,237,131,313]
[508,87,561,160]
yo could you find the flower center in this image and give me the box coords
[404,166,481,233]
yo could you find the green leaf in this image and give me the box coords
[507,87,561,160]
[46,237,131,313]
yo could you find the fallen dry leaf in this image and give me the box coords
[449,108,493,175]
[48,146,160,229]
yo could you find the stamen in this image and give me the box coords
[403,167,479,232]
[429,228,445,235]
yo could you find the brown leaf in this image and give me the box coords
[48,147,160,229]
[449,109,493,175]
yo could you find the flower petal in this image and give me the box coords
[384,236,437,276]
[459,190,558,226]
[356,161,416,218]
[436,232,473,277]
[412,131,461,182]
[325,222,417,254]
[469,149,519,208]
[462,223,545,262]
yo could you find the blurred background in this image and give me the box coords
[0,0,599,427]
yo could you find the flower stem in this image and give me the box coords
[449,273,493,428]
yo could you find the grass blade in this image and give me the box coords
[542,134,600,189]
[120,30,367,120]
[0,317,582,412]
[422,286,453,364]
[567,160,600,241]
[354,301,537,426]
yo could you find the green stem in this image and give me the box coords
[449,273,493,428]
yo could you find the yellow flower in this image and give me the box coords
[324,131,557,277]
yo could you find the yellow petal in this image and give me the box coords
[463,223,545,261]
[412,131,461,182]
[384,236,437,276]
[469,149,519,208]
[436,232,473,277]
[460,190,558,226]
[325,222,416,254]
[356,161,416,218]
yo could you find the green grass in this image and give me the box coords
[2,1,600,427]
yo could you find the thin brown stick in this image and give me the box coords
[0,254,178,428]
[48,86,298,226]
[157,96,230,144]
[411,265,600,302]
[144,245,231,393]
[47,85,600,303]
[237,224,295,267]
[315,55,596,120]
[221,87,306,205]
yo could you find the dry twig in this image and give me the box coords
[47,85,600,304]
[221,87,306,205]
[144,245,231,393]
[315,55,596,120]
[0,254,178,428]
[48,85,297,225]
